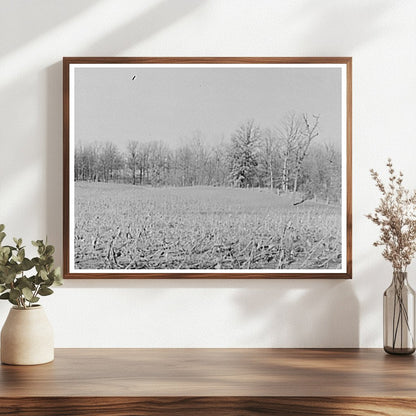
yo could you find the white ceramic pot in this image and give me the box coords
[1,305,54,365]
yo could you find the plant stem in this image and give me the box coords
[33,284,40,299]
[391,275,414,350]
[392,286,397,347]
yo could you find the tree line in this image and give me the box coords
[74,113,342,204]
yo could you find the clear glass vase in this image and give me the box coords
[383,271,415,355]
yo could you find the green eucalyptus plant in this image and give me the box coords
[0,224,62,309]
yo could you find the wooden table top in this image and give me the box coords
[0,348,415,398]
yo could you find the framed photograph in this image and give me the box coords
[63,57,352,279]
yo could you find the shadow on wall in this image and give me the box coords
[233,279,359,347]
[354,246,394,347]
[44,0,206,264]
[0,0,202,318]
[46,62,64,264]
[0,0,101,57]
[0,0,204,328]
[289,0,393,53]
[82,0,205,56]
[58,276,359,348]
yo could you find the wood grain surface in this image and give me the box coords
[0,348,415,415]
[1,397,416,416]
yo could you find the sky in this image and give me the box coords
[74,65,342,150]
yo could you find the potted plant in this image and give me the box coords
[367,159,416,354]
[0,224,62,365]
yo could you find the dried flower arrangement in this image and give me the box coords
[367,159,416,354]
[366,159,416,272]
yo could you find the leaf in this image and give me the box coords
[0,285,6,293]
[0,252,8,266]
[22,288,40,303]
[0,246,10,255]
[52,267,63,285]
[0,232,5,245]
[32,240,43,247]
[17,276,35,290]
[0,224,4,232]
[34,274,43,285]
[22,287,34,301]
[2,271,17,284]
[4,245,16,251]
[13,237,22,248]
[42,275,54,287]
[17,248,25,263]
[38,287,53,296]
[51,266,61,278]
[45,245,55,256]
[43,256,54,266]
[20,258,33,271]
[8,297,18,306]
[0,291,17,306]
[39,269,48,281]
[9,288,21,301]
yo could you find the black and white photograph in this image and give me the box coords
[64,58,351,278]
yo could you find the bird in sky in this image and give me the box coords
[132,75,136,80]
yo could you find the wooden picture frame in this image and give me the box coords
[63,57,352,279]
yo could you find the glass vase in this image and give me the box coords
[383,271,415,355]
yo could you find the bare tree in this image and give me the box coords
[189,132,210,185]
[100,142,123,182]
[73,113,330,194]
[74,143,101,181]
[209,139,230,186]
[148,141,170,186]
[322,142,341,204]
[259,128,279,190]
[292,114,320,193]
[276,113,320,193]
[276,113,303,192]
[126,141,139,185]
[300,142,341,204]
[175,143,193,186]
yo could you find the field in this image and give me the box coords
[74,182,342,270]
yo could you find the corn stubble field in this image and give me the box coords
[74,182,342,270]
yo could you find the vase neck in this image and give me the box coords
[393,271,408,284]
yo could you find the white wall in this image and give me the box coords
[0,0,415,347]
